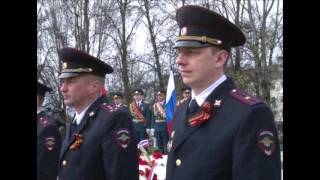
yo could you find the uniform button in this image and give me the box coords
[176,159,181,166]
[62,160,66,166]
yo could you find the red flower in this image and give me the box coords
[153,152,163,159]
[139,170,144,176]
[145,168,157,180]
[145,167,151,178]
[139,157,149,165]
[153,174,158,180]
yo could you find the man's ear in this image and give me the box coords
[215,50,228,68]
[91,81,100,92]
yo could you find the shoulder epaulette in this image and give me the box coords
[39,117,52,127]
[123,104,128,107]
[229,89,262,106]
[180,99,187,104]
[100,102,120,114]
[176,98,188,108]
[181,98,189,105]
[143,101,149,104]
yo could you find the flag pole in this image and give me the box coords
[166,68,176,135]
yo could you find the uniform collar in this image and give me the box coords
[191,74,227,106]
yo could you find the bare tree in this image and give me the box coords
[244,0,283,104]
[37,0,282,118]
[102,0,143,102]
[37,0,116,122]
[139,0,165,88]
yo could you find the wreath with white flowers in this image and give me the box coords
[138,140,167,180]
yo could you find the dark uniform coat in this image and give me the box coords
[118,103,131,117]
[166,78,281,180]
[151,101,167,131]
[176,98,188,107]
[152,101,169,154]
[37,111,62,180]
[58,95,139,180]
[129,101,152,132]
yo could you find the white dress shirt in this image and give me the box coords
[190,74,227,106]
[73,97,98,124]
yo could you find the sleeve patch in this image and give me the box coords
[257,128,276,156]
[44,136,56,151]
[116,128,131,149]
[229,89,262,106]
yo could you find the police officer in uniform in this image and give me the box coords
[166,5,281,180]
[151,87,169,154]
[176,85,191,107]
[129,88,152,143]
[37,82,62,180]
[113,92,130,116]
[58,47,138,180]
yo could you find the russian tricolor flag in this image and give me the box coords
[166,70,176,134]
[147,162,158,180]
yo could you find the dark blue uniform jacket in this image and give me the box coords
[37,111,62,180]
[166,78,281,180]
[58,96,139,180]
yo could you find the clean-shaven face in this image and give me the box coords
[176,46,217,89]
[60,75,93,109]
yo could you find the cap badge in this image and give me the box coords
[181,27,187,36]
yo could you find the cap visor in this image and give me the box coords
[58,72,82,79]
[173,41,212,49]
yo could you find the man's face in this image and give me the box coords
[176,46,224,89]
[157,94,165,102]
[114,97,123,105]
[182,92,190,99]
[60,75,93,108]
[133,94,143,101]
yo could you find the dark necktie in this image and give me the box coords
[69,120,77,139]
[187,99,199,126]
[188,99,199,114]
